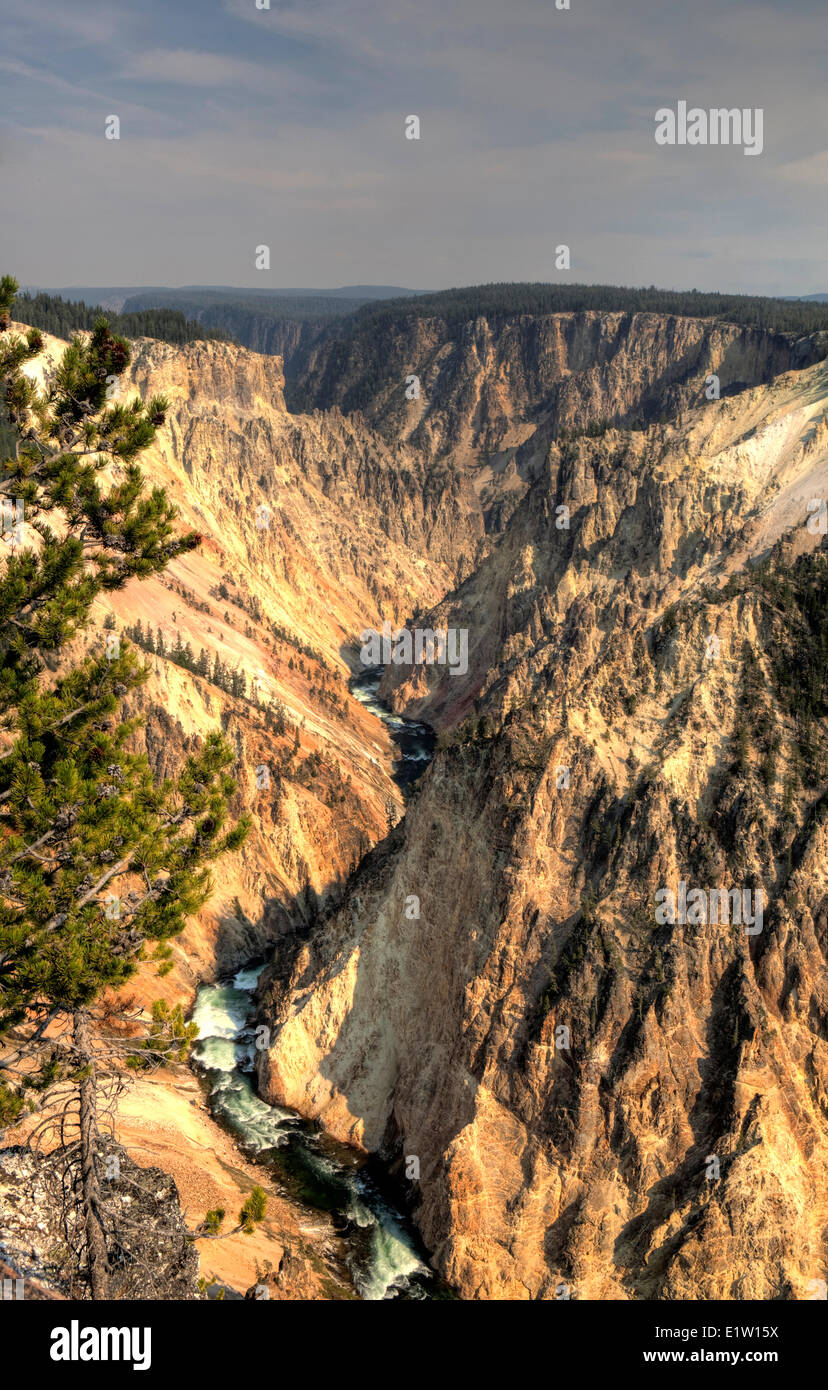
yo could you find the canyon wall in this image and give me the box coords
[290,308,822,464]
[259,351,828,1299]
[12,313,826,1300]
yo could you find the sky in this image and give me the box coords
[1,0,825,295]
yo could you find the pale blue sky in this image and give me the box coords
[1,0,825,293]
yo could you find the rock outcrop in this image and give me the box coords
[259,351,828,1300]
[8,311,827,1301]
[0,1145,199,1300]
[291,308,821,467]
[16,327,461,991]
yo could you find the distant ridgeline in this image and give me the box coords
[14,284,828,378]
[110,282,828,352]
[14,291,233,346]
[285,282,828,418]
[118,288,392,365]
[343,282,828,335]
[123,288,373,321]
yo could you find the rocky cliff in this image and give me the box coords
[20,329,462,990]
[258,350,828,1299]
[9,312,827,1301]
[8,325,458,1299]
[290,307,821,465]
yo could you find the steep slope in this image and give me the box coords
[290,303,825,562]
[258,353,828,1299]
[7,324,462,1297]
[291,306,821,463]
[15,326,464,990]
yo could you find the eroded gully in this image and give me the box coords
[189,665,443,1300]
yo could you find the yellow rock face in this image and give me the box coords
[261,347,828,1300]
[10,317,828,1301]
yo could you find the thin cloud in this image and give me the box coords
[2,0,824,292]
[119,48,303,90]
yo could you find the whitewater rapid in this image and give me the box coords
[191,968,433,1300]
[190,664,438,1300]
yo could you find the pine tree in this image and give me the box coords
[0,275,250,1297]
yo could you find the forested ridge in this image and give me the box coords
[17,285,828,376]
[120,290,375,364]
[123,289,369,321]
[14,291,233,345]
[285,282,828,410]
[344,282,828,335]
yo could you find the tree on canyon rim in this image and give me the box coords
[0,276,250,1297]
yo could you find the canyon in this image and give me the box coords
[4,300,827,1300]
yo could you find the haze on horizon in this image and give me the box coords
[1,0,825,297]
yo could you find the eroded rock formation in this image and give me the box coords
[9,312,827,1301]
[259,349,828,1300]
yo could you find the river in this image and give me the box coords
[190,663,442,1300]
